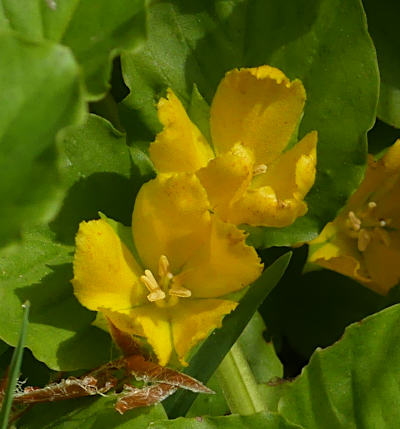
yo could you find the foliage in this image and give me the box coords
[1,0,400,428]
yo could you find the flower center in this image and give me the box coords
[346,201,391,252]
[140,255,191,305]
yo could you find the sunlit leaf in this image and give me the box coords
[1,0,146,98]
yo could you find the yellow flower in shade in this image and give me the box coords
[72,173,263,366]
[309,140,400,295]
[149,65,318,227]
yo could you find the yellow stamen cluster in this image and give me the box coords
[346,202,391,252]
[140,255,191,303]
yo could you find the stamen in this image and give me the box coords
[375,227,391,247]
[253,164,267,176]
[169,286,192,298]
[159,255,170,279]
[348,211,361,231]
[358,229,371,252]
[368,201,377,209]
[379,219,387,227]
[140,270,166,302]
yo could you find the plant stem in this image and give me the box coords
[215,342,266,415]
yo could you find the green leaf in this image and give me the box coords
[1,0,146,98]
[0,114,146,371]
[363,0,400,128]
[18,397,167,429]
[187,312,283,418]
[163,252,291,418]
[52,114,139,245]
[0,31,85,246]
[277,304,400,428]
[121,0,378,247]
[0,301,29,429]
[0,227,113,371]
[261,254,383,363]
[238,312,283,383]
[186,374,229,418]
[151,410,302,429]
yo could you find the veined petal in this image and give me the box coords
[197,143,254,221]
[252,131,317,201]
[150,89,214,173]
[308,223,370,284]
[174,216,263,298]
[132,173,211,275]
[171,299,238,366]
[72,219,146,313]
[103,306,172,366]
[228,186,308,227]
[210,66,306,165]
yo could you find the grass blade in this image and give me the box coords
[0,301,30,429]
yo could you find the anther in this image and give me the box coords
[140,270,166,302]
[169,286,192,298]
[368,201,377,209]
[348,211,361,231]
[358,229,371,252]
[379,219,387,227]
[159,255,170,279]
[253,164,268,176]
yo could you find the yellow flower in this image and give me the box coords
[72,173,263,366]
[150,65,318,227]
[309,140,400,295]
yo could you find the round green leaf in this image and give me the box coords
[1,0,146,98]
[0,31,85,246]
[278,304,400,428]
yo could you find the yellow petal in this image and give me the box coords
[72,219,146,313]
[174,216,263,298]
[228,186,308,227]
[210,66,306,165]
[308,223,370,284]
[103,306,172,366]
[132,173,211,275]
[252,131,317,201]
[150,89,214,173]
[382,139,400,172]
[363,236,400,295]
[171,299,238,366]
[196,143,254,221]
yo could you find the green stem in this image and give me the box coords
[215,342,266,415]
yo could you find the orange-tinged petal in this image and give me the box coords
[308,223,370,284]
[196,143,254,221]
[72,219,146,313]
[174,216,263,298]
[150,89,214,173]
[103,306,172,366]
[363,236,400,295]
[132,173,211,275]
[210,66,306,165]
[171,299,238,366]
[228,186,307,227]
